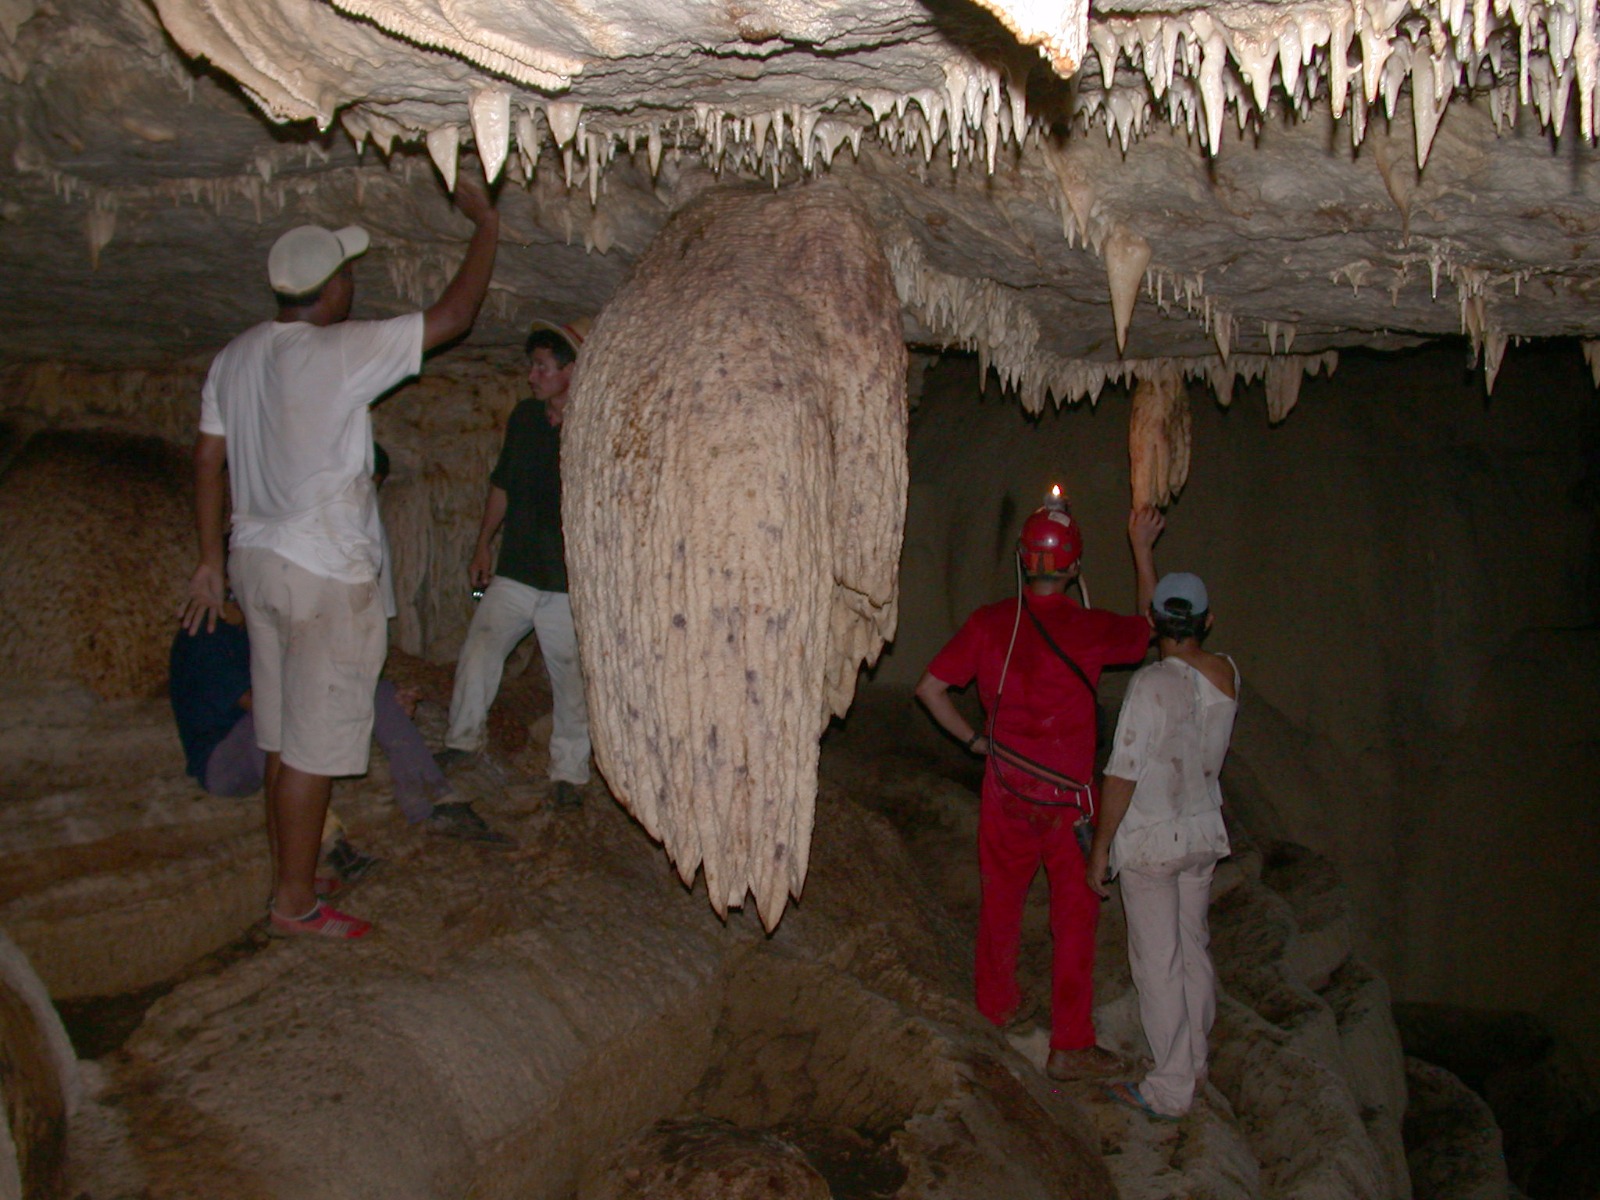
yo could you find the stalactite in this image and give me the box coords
[469,88,511,183]
[564,186,906,931]
[1104,224,1153,354]
[1129,366,1192,508]
[425,124,459,191]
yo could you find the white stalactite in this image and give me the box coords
[564,186,906,931]
[1583,340,1600,386]
[469,88,511,183]
[85,206,116,270]
[425,124,459,191]
[1103,223,1153,354]
[546,101,582,147]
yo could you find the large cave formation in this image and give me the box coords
[1,1,1598,1197]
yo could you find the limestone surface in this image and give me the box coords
[5,0,1600,407]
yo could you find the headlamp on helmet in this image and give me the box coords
[1018,484,1083,576]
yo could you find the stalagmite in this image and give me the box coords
[1128,366,1191,508]
[563,186,907,931]
[1103,223,1152,354]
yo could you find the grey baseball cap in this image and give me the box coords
[1152,571,1208,616]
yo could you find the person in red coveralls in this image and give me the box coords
[916,488,1163,1080]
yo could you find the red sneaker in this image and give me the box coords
[269,902,372,940]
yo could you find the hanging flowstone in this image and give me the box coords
[563,184,908,930]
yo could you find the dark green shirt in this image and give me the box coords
[490,399,567,593]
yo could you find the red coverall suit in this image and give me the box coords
[927,591,1150,1051]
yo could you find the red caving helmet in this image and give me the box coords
[1018,487,1083,576]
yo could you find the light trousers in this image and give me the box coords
[445,576,591,783]
[205,681,450,823]
[1119,855,1221,1116]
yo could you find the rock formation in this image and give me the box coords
[1,644,1503,1199]
[564,185,906,929]
[0,930,78,1200]
[1127,365,1191,509]
[9,0,1600,406]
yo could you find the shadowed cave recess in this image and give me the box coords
[2,0,1600,1197]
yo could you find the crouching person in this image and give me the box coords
[1087,572,1238,1120]
[169,594,512,859]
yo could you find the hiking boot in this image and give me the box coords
[551,780,583,811]
[1046,1045,1128,1081]
[425,801,516,848]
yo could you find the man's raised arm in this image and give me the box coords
[423,175,501,352]
[1127,506,1165,615]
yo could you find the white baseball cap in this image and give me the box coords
[1152,571,1209,617]
[267,224,370,296]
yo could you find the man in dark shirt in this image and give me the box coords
[439,317,591,808]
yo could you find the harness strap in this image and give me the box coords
[1023,602,1096,698]
[988,737,1092,813]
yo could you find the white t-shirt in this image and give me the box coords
[198,314,423,609]
[1103,655,1239,874]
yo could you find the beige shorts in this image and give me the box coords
[230,547,386,777]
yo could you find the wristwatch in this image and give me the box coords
[967,731,984,751]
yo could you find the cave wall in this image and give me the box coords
[880,339,1599,1078]
[0,354,522,688]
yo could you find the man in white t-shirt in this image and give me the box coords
[1087,572,1239,1120]
[181,178,499,940]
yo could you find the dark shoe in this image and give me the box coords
[1046,1046,1127,1081]
[322,837,382,888]
[551,780,583,811]
[433,747,475,773]
[1103,1081,1183,1122]
[1001,993,1042,1033]
[425,801,516,848]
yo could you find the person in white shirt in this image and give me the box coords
[1087,572,1239,1119]
[180,177,499,940]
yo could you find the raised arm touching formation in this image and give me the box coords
[422,174,501,352]
[1128,505,1164,615]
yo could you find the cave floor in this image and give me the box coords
[2,668,1331,1200]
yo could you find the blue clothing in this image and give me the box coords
[168,620,450,821]
[169,621,251,782]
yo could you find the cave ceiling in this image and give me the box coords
[5,0,1600,407]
